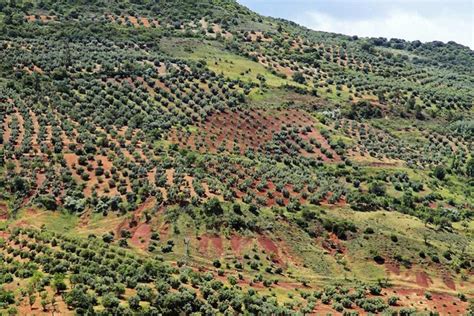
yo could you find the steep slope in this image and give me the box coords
[0,0,473,314]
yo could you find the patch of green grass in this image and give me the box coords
[319,84,351,103]
[248,87,323,110]
[161,38,297,88]
[13,209,79,234]
[435,177,472,204]
[75,212,124,237]
[349,260,386,281]
[330,134,354,147]
[233,20,274,33]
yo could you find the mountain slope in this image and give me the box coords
[0,0,473,314]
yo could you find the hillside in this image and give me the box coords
[0,0,473,314]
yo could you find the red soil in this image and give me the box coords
[385,261,401,275]
[114,198,155,239]
[229,234,252,257]
[127,16,139,27]
[25,15,36,22]
[247,31,272,42]
[197,235,209,254]
[130,223,152,250]
[277,281,307,290]
[415,271,432,288]
[140,17,150,27]
[210,235,224,256]
[166,169,174,186]
[2,114,12,145]
[0,206,8,220]
[300,128,341,161]
[320,192,347,206]
[321,233,346,255]
[14,111,25,149]
[257,235,280,263]
[442,273,456,290]
[170,108,323,157]
[198,234,224,257]
[159,222,169,240]
[25,15,56,23]
[35,172,46,188]
[134,198,155,219]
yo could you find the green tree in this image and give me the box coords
[466,158,474,178]
[102,293,120,309]
[292,72,306,84]
[433,165,446,180]
[128,295,141,310]
[203,198,223,216]
[64,285,95,310]
[51,275,67,294]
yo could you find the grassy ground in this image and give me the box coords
[12,208,79,233]
[160,37,298,88]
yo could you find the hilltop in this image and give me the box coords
[0,0,473,314]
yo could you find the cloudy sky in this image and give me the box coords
[237,0,474,48]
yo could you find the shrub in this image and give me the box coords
[387,296,399,306]
[292,72,306,84]
[364,227,374,234]
[369,284,382,295]
[433,165,446,180]
[369,182,386,196]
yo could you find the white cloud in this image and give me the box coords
[296,9,473,48]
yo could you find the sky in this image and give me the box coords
[237,0,474,49]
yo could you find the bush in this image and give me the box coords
[203,198,223,216]
[128,295,141,310]
[0,287,15,306]
[227,276,237,286]
[36,195,58,211]
[102,293,120,309]
[347,100,382,119]
[292,72,306,84]
[399,307,416,315]
[369,284,382,295]
[364,227,374,234]
[387,296,399,306]
[433,165,446,180]
[332,302,344,312]
[369,182,386,196]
